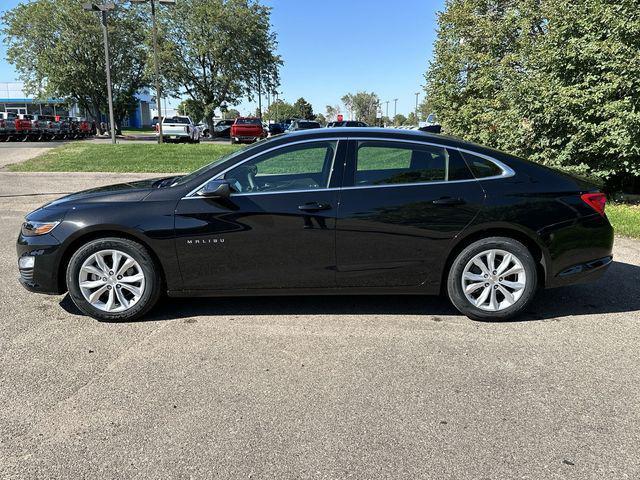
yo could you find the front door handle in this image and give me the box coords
[298,202,332,212]
[432,197,466,206]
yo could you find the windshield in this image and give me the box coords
[171,141,265,186]
[164,116,190,124]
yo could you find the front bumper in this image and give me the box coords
[16,232,65,295]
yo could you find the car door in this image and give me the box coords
[336,138,485,289]
[174,139,345,291]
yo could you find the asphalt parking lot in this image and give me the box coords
[1,171,639,479]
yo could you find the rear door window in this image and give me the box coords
[354,141,472,186]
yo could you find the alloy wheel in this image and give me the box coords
[78,249,145,313]
[461,249,526,311]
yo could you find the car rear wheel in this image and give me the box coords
[66,237,162,321]
[447,237,537,321]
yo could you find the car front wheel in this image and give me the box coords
[66,237,162,321]
[447,237,538,321]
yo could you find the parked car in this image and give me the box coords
[0,112,17,141]
[266,122,285,136]
[327,121,368,128]
[230,117,266,144]
[12,113,33,141]
[285,120,322,132]
[17,128,613,322]
[196,123,210,138]
[32,115,62,140]
[55,116,72,139]
[16,114,42,141]
[212,119,235,138]
[158,115,201,143]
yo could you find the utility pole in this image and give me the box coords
[415,92,420,123]
[257,69,262,118]
[83,2,116,144]
[393,98,398,120]
[385,100,389,120]
[131,0,175,144]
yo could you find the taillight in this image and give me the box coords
[155,123,159,132]
[581,193,606,216]
[0,119,4,128]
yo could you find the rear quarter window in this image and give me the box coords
[461,151,504,178]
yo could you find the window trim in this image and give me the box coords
[344,137,514,189]
[182,136,514,199]
[183,138,343,199]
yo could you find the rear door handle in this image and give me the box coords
[432,197,466,206]
[298,202,332,212]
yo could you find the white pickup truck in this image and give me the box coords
[158,115,201,143]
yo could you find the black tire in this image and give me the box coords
[230,137,236,144]
[447,236,538,321]
[66,237,162,321]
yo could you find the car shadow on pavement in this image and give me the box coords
[59,261,640,323]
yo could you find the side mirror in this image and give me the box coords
[196,180,231,199]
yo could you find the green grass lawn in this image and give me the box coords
[121,128,154,136]
[607,203,640,239]
[9,142,241,173]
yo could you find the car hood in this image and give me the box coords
[42,178,162,209]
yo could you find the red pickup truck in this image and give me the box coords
[230,117,266,144]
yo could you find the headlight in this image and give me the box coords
[21,220,60,237]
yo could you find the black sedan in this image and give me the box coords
[17,128,613,322]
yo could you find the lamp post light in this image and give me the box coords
[393,98,398,121]
[83,2,116,144]
[131,0,175,144]
[414,92,420,123]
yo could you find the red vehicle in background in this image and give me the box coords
[230,117,266,144]
[13,113,32,141]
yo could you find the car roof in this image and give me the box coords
[276,127,478,149]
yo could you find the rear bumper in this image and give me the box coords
[543,213,614,288]
[550,255,613,287]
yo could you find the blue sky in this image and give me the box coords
[0,0,445,116]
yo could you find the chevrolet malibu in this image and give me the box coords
[17,128,613,321]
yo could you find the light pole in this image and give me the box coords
[414,92,420,123]
[393,98,398,121]
[131,0,175,144]
[83,2,116,144]
[385,100,389,120]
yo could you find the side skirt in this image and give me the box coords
[167,285,438,298]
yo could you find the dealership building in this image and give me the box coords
[0,82,152,127]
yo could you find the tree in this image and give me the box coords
[424,0,640,191]
[325,105,341,122]
[2,0,149,130]
[264,99,297,121]
[177,99,204,122]
[225,108,241,119]
[393,114,407,126]
[405,112,418,126]
[341,92,380,125]
[293,97,314,120]
[314,113,326,125]
[158,0,282,128]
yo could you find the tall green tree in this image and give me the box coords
[293,97,314,120]
[264,99,297,121]
[177,99,205,122]
[341,92,380,125]
[424,0,640,191]
[157,0,281,128]
[2,0,149,128]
